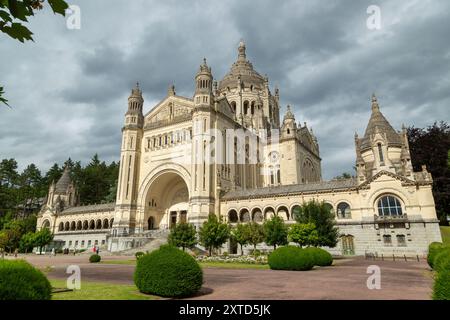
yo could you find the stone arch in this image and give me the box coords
[58,222,64,232]
[41,219,51,229]
[103,219,109,229]
[89,220,95,230]
[64,221,70,231]
[83,220,88,230]
[263,206,275,220]
[110,218,114,228]
[70,221,76,231]
[96,219,102,229]
[137,163,191,210]
[239,208,251,223]
[336,202,351,219]
[228,209,238,223]
[76,221,82,230]
[276,205,290,221]
[368,188,409,212]
[251,207,263,222]
[290,204,302,220]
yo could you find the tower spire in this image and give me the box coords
[238,39,246,61]
[371,93,380,112]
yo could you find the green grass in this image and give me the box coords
[199,262,269,270]
[50,279,158,300]
[101,259,136,265]
[101,258,269,270]
[440,226,450,245]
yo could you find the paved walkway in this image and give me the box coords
[12,254,433,300]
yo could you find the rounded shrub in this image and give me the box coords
[428,242,445,269]
[0,259,52,300]
[268,246,314,271]
[135,252,145,260]
[304,247,333,267]
[89,254,101,263]
[433,270,450,300]
[434,248,450,273]
[134,244,203,297]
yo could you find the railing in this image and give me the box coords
[374,214,408,222]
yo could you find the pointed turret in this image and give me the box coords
[360,94,402,150]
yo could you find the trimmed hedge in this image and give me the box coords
[268,246,314,271]
[89,254,101,263]
[135,252,145,260]
[434,248,450,273]
[433,270,450,300]
[0,259,52,300]
[427,242,445,269]
[304,247,333,267]
[134,245,203,297]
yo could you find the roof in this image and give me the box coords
[61,202,115,215]
[222,179,358,200]
[360,95,402,150]
[218,41,266,91]
[55,167,72,193]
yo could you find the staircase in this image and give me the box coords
[114,229,170,256]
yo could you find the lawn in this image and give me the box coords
[440,226,450,245]
[199,262,269,270]
[101,258,269,269]
[50,279,158,300]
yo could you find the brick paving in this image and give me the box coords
[12,254,433,300]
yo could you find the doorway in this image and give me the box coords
[341,235,355,255]
[148,216,155,230]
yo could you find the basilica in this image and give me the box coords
[37,42,442,255]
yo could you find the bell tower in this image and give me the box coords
[113,83,144,236]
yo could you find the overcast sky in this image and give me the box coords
[0,0,449,180]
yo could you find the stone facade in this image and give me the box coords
[37,41,441,255]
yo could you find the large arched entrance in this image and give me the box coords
[143,171,189,231]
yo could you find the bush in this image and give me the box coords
[433,270,450,300]
[135,252,145,259]
[0,259,52,300]
[134,245,203,297]
[89,254,101,263]
[428,242,445,269]
[268,246,314,271]
[434,248,450,273]
[304,247,333,267]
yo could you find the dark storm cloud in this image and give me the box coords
[0,0,449,179]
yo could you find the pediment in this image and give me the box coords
[358,170,415,188]
[144,96,193,125]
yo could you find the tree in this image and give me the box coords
[231,223,251,255]
[0,0,69,105]
[19,231,35,253]
[33,228,53,254]
[247,222,265,252]
[333,172,353,180]
[168,222,197,251]
[0,230,8,257]
[288,222,319,248]
[408,122,450,225]
[198,214,230,256]
[263,216,288,250]
[294,200,339,247]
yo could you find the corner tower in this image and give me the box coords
[113,83,144,236]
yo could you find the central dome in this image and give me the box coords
[218,41,266,92]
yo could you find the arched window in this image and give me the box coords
[64,221,70,231]
[377,143,384,163]
[103,219,109,229]
[377,195,403,216]
[58,222,64,232]
[337,202,351,219]
[70,221,76,231]
[77,221,82,230]
[42,220,50,229]
[324,203,334,215]
[228,210,238,223]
